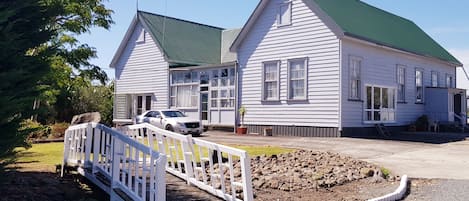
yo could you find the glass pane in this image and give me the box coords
[229,77,235,86]
[191,96,197,107]
[191,86,198,95]
[374,87,381,109]
[201,112,208,120]
[229,68,235,77]
[145,96,151,110]
[200,72,209,85]
[171,86,176,96]
[366,111,372,121]
[137,96,143,108]
[382,88,388,108]
[211,100,217,107]
[191,71,198,83]
[366,86,372,109]
[220,99,229,108]
[184,72,191,83]
[201,104,208,111]
[220,90,228,98]
[211,70,218,87]
[229,99,235,107]
[170,97,176,107]
[211,91,218,98]
[230,89,235,98]
[220,78,227,86]
[201,94,208,102]
[374,111,380,121]
[221,69,228,77]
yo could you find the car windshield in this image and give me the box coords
[162,111,186,118]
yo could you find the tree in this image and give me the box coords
[0,0,113,156]
[0,0,59,156]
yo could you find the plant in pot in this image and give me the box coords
[237,105,247,134]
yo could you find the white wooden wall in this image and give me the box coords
[114,22,168,111]
[340,39,457,127]
[237,0,341,128]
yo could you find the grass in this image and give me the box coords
[7,142,294,170]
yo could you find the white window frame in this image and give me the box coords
[210,68,235,109]
[396,65,406,102]
[287,58,308,100]
[446,74,453,88]
[431,71,439,87]
[262,61,280,101]
[277,1,292,27]
[170,71,198,109]
[415,68,424,103]
[364,85,397,124]
[349,56,362,100]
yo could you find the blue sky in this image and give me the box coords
[78,0,469,87]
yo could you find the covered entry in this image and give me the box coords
[425,87,467,124]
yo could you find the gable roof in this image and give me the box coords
[110,11,239,68]
[231,0,461,66]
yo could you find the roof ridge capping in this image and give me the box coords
[137,10,225,30]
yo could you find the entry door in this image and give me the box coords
[200,92,209,124]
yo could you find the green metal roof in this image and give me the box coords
[311,0,462,65]
[138,11,224,66]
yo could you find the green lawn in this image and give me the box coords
[9,142,295,170]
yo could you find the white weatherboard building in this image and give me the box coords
[111,0,465,137]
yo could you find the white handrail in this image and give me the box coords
[62,123,167,201]
[121,123,254,201]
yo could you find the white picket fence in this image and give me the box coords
[120,123,254,201]
[61,123,167,201]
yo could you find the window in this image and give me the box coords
[145,96,152,111]
[210,68,235,108]
[262,61,280,101]
[431,71,438,87]
[446,74,453,88]
[365,86,396,123]
[170,71,198,108]
[288,58,307,100]
[137,96,143,115]
[397,65,406,102]
[349,56,362,100]
[278,2,292,26]
[415,69,423,103]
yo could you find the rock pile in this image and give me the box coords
[195,150,395,198]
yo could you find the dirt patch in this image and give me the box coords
[0,171,108,201]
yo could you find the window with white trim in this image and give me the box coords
[278,2,292,26]
[170,71,198,108]
[431,71,438,87]
[446,74,453,88]
[397,65,406,102]
[211,68,235,108]
[262,61,280,101]
[415,69,424,103]
[365,86,396,123]
[288,58,307,100]
[349,56,362,100]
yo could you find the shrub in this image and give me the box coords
[20,120,50,140]
[49,122,70,139]
[380,167,391,179]
[415,115,429,131]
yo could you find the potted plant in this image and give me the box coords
[237,105,247,134]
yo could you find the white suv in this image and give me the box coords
[136,110,203,136]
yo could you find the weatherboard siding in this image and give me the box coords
[237,0,341,128]
[341,39,456,127]
[114,22,168,110]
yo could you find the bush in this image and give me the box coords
[49,122,69,139]
[415,115,429,131]
[20,120,50,140]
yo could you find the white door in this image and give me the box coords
[448,93,454,122]
[200,92,209,125]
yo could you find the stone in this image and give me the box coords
[360,167,374,177]
[70,112,101,125]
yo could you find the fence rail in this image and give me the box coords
[121,123,254,201]
[62,123,167,201]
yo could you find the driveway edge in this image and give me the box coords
[368,175,408,201]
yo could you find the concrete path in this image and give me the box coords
[199,132,469,180]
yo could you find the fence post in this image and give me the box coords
[84,123,93,168]
[182,135,194,184]
[110,135,120,201]
[61,130,70,177]
[156,154,167,201]
[241,153,254,201]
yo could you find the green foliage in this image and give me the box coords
[0,0,58,156]
[19,120,50,140]
[380,167,391,179]
[0,0,113,157]
[70,82,114,126]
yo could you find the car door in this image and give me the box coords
[148,111,163,129]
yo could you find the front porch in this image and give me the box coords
[425,87,467,127]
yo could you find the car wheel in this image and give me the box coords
[191,132,200,137]
[165,125,174,132]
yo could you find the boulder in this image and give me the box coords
[71,112,101,125]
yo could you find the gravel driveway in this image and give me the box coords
[404,179,469,201]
